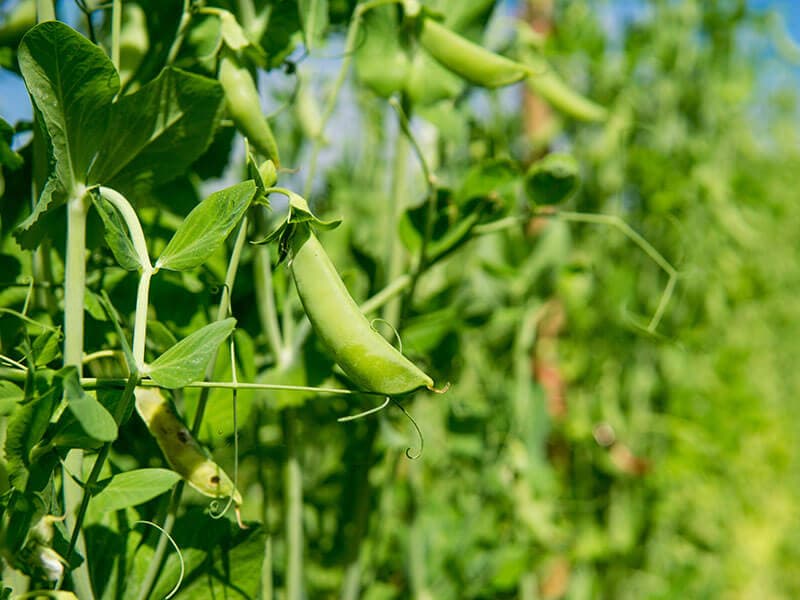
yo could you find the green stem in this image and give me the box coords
[61,190,95,600]
[35,0,55,21]
[97,186,154,369]
[82,378,362,395]
[133,484,183,600]
[165,0,191,65]
[383,109,409,328]
[136,216,249,599]
[253,222,284,362]
[64,375,139,564]
[302,0,402,198]
[64,193,89,367]
[555,211,677,332]
[283,410,303,600]
[98,187,152,266]
[360,274,411,316]
[132,269,153,369]
[191,215,249,433]
[388,97,437,311]
[111,0,121,70]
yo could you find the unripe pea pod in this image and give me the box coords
[134,388,242,507]
[289,224,434,396]
[417,17,530,88]
[218,52,281,167]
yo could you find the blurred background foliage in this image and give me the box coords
[2,0,800,598]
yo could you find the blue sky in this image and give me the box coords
[2,0,800,134]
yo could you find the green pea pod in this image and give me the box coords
[418,17,529,88]
[135,388,242,506]
[522,49,607,122]
[290,225,434,396]
[218,53,281,167]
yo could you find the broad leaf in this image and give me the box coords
[525,153,580,206]
[0,380,23,417]
[92,193,142,271]
[457,158,520,208]
[89,67,225,195]
[31,327,61,366]
[91,468,181,513]
[147,318,237,388]
[60,367,118,442]
[4,377,60,489]
[18,21,118,192]
[156,181,256,271]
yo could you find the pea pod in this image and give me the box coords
[218,52,281,166]
[417,17,529,88]
[290,224,434,396]
[134,388,242,506]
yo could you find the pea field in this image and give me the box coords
[2,0,800,598]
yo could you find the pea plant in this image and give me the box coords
[3,0,756,598]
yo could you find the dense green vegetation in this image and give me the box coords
[1,0,799,598]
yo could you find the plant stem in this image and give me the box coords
[165,0,192,65]
[64,194,89,367]
[360,274,411,316]
[64,374,139,564]
[136,216,250,599]
[97,186,154,368]
[283,410,303,600]
[132,269,153,369]
[81,378,362,395]
[388,97,438,312]
[134,483,183,600]
[191,215,249,433]
[554,211,677,332]
[61,190,95,600]
[36,0,55,21]
[253,224,284,362]
[111,0,121,70]
[383,106,409,328]
[302,0,401,198]
[338,421,378,600]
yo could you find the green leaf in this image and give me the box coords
[18,21,119,192]
[4,378,60,489]
[91,468,181,513]
[89,67,225,195]
[298,0,328,52]
[60,367,118,442]
[524,153,580,206]
[457,158,520,208]
[183,329,256,443]
[0,380,24,417]
[156,181,256,271]
[399,188,495,264]
[91,193,142,271]
[31,327,61,366]
[147,318,237,388]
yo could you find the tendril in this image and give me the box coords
[391,400,424,460]
[134,520,185,600]
[370,318,403,353]
[338,396,391,422]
